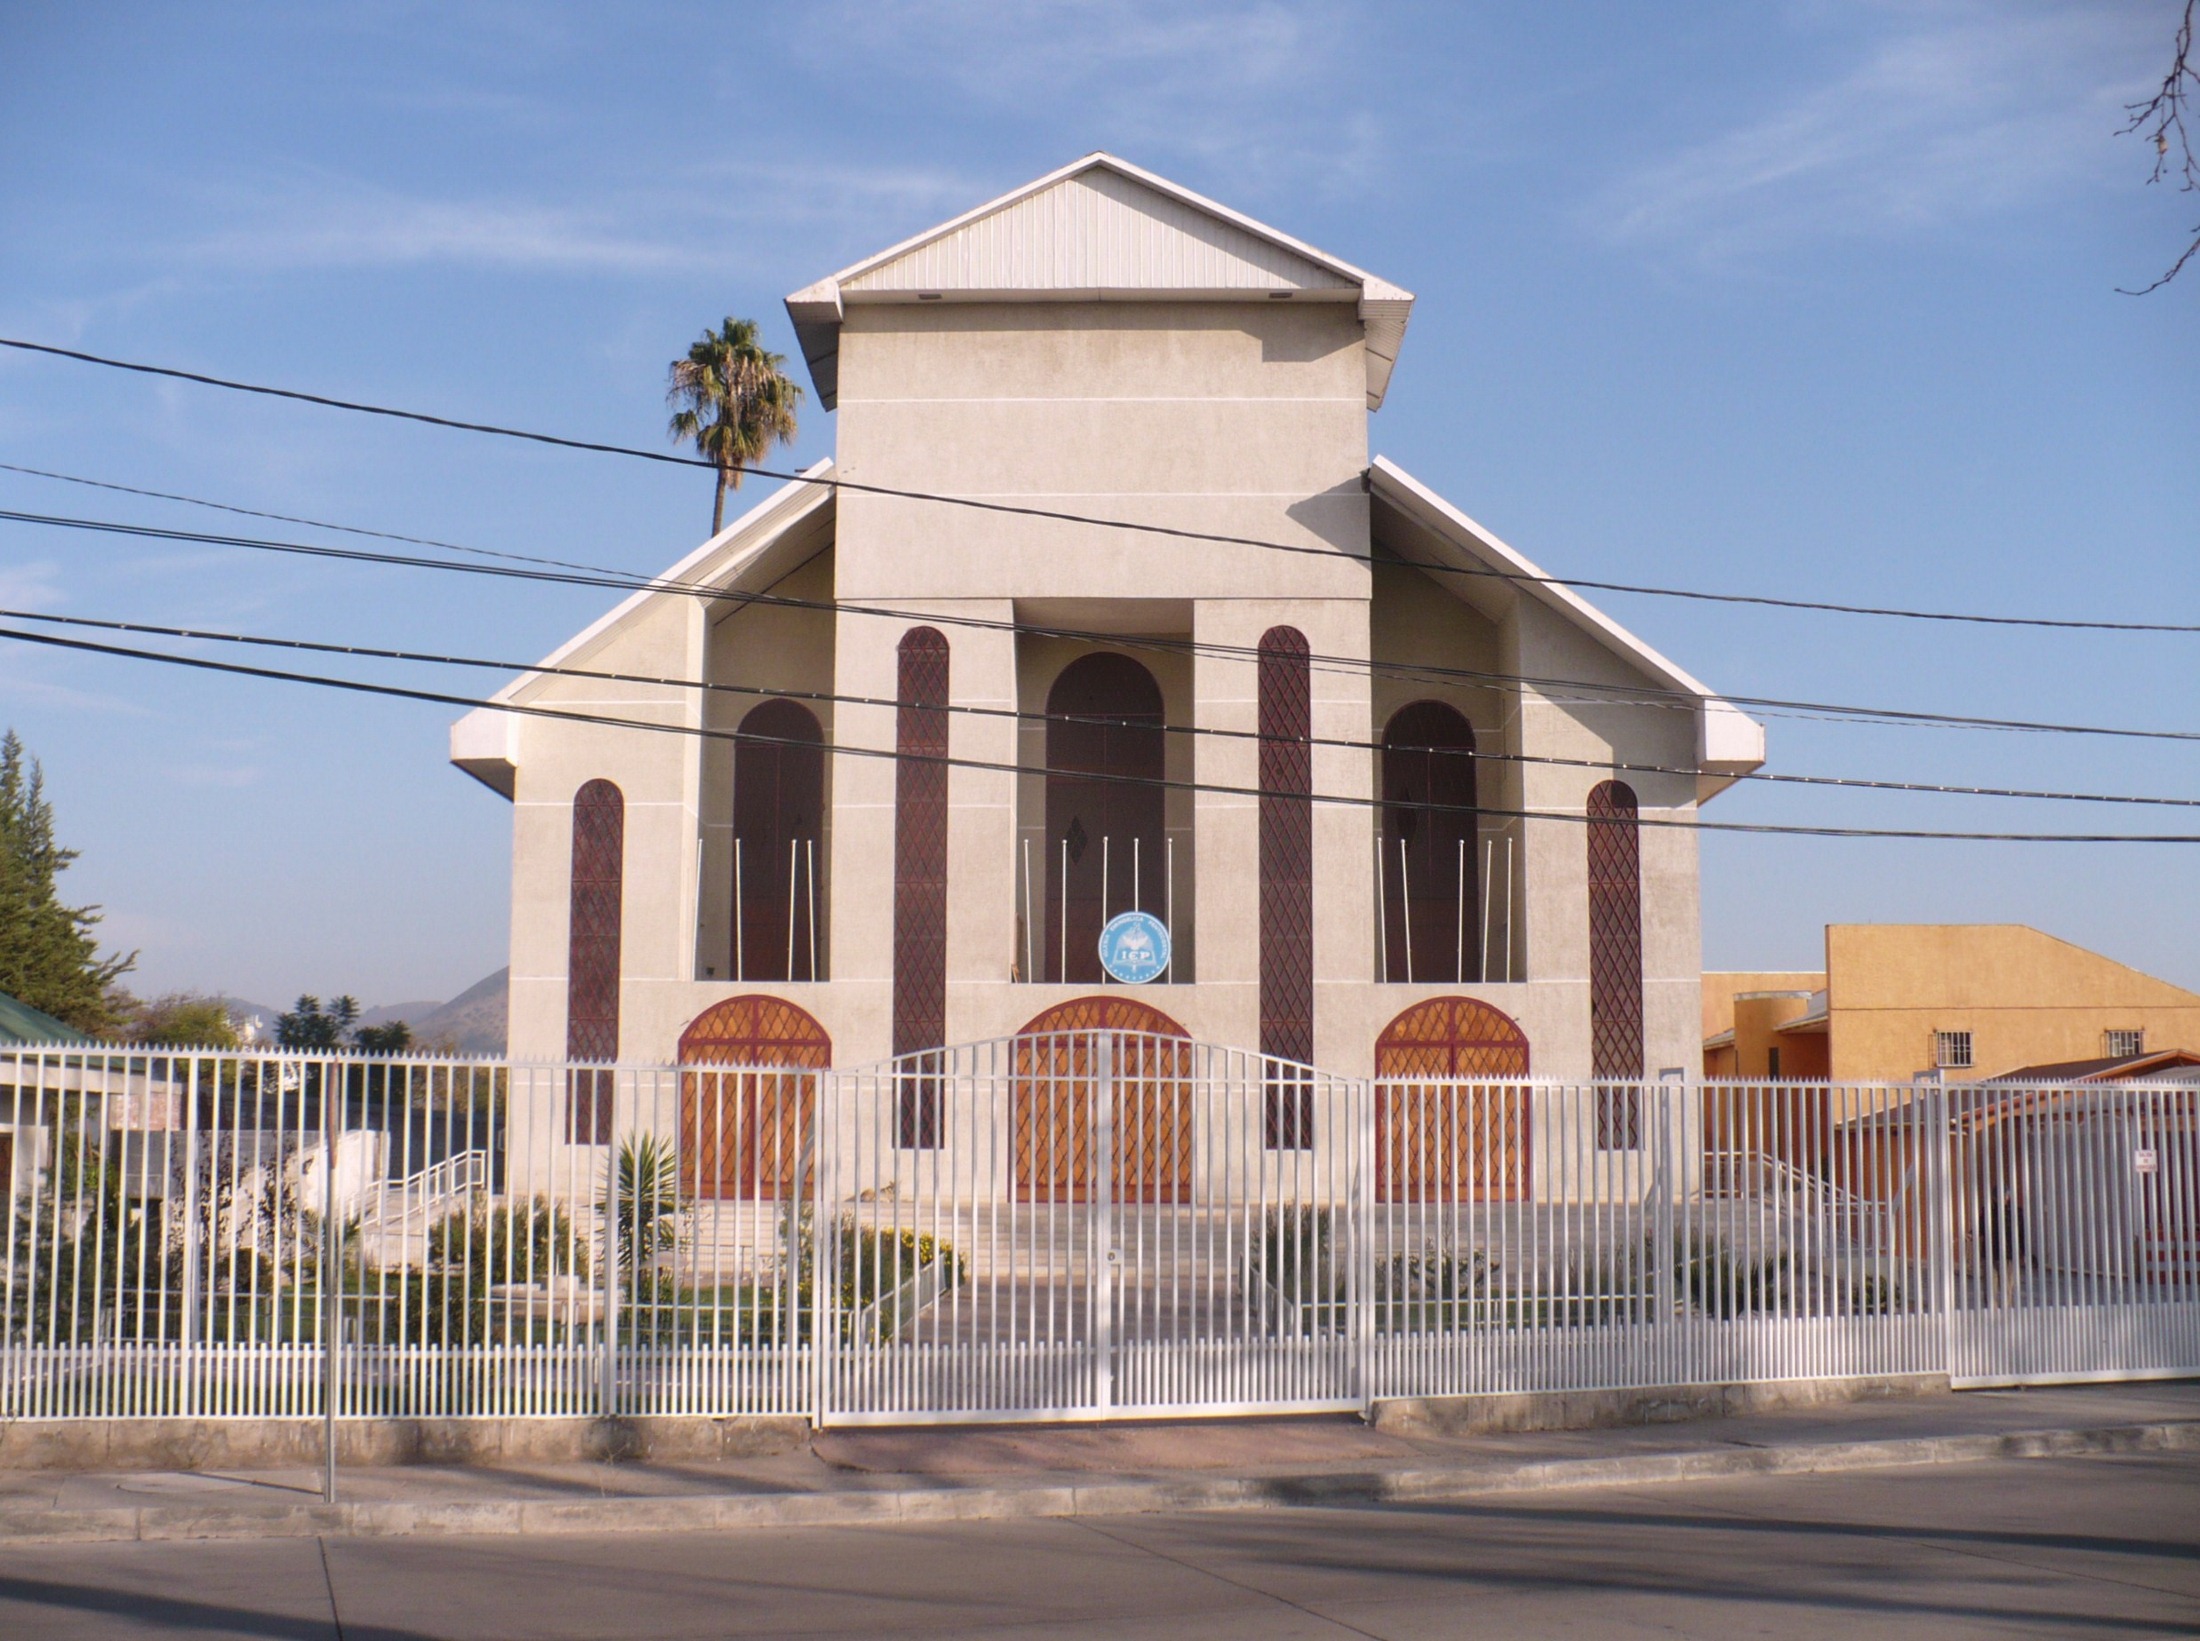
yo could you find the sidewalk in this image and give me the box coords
[0,1381,2191,1544]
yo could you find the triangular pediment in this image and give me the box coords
[842,163,1357,297]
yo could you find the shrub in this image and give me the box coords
[1674,1236,1790,1319]
[397,1193,589,1345]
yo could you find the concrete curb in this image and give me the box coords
[2,1420,2193,1544]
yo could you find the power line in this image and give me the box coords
[2,620,2196,844]
[9,501,2200,746]
[4,339,2194,637]
[11,604,2200,812]
[0,461,500,560]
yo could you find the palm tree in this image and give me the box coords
[666,317,804,535]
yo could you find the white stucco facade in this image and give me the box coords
[453,153,1764,1083]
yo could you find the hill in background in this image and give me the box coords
[411,969,507,1054]
[215,969,508,1055]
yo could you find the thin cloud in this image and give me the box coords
[161,761,262,789]
[175,161,982,278]
[1598,2,2154,263]
[0,277,195,354]
[804,0,1389,201]
[186,183,692,274]
[0,658,150,716]
[0,559,64,611]
[816,0,1325,95]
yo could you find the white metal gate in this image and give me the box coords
[815,1032,1365,1424]
[1945,1081,2200,1386]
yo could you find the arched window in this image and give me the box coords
[566,778,624,1143]
[1381,702,1479,984]
[1373,997,1529,1202]
[893,627,951,1146]
[678,996,832,1201]
[1044,653,1166,984]
[1587,780,1645,1142]
[732,697,825,981]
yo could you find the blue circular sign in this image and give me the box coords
[1098,910,1171,985]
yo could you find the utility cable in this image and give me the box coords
[10,604,2199,811]
[3,621,2196,844]
[0,460,501,560]
[8,503,2200,746]
[3,338,2194,637]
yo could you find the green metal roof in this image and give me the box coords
[0,989,96,1045]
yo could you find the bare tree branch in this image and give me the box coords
[2119,0,2199,293]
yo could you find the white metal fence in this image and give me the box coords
[2,1041,2193,1424]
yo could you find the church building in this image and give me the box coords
[451,153,1764,1096]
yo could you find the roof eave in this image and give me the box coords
[448,461,837,798]
[1367,456,1766,797]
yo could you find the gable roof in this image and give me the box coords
[1988,1049,2200,1084]
[0,988,95,1045]
[448,464,836,796]
[1367,457,1767,790]
[786,153,1414,411]
[450,451,1769,802]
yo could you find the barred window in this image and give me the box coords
[893,627,951,1152]
[2105,1029,2145,1059]
[1586,781,1644,1081]
[1935,1030,1973,1070]
[566,778,624,1143]
[1259,626,1313,1141]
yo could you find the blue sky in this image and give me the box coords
[1,1,2195,1009]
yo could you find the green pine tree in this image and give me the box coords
[0,729,134,1030]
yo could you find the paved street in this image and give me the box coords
[0,1450,2194,1639]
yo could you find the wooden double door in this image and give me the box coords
[1374,997,1531,1202]
[678,996,831,1201]
[1011,998,1192,1204]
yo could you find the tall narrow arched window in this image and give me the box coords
[1258,628,1314,1144]
[893,627,950,1146]
[1587,779,1645,1142]
[1044,653,1166,984]
[566,778,624,1143]
[1381,702,1479,984]
[732,698,825,981]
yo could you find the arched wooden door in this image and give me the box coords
[1375,997,1530,1201]
[1013,997,1191,1203]
[679,996,832,1201]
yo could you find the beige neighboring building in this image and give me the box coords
[1705,925,2200,1083]
[452,153,1764,1101]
